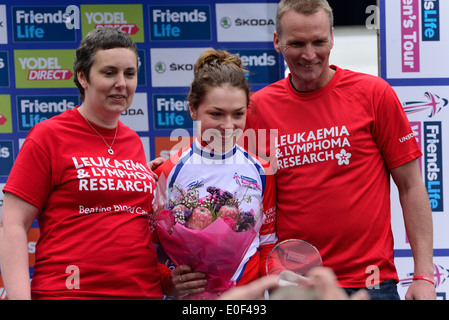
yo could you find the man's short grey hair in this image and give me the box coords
[276,0,334,37]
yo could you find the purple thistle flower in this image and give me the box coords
[206,186,220,195]
[222,191,234,201]
[183,209,193,221]
[213,203,223,213]
[236,211,255,232]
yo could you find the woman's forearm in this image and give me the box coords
[0,224,32,300]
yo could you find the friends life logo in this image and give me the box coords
[422,0,440,41]
[153,94,193,130]
[229,49,279,85]
[0,140,13,176]
[14,49,75,88]
[0,51,9,87]
[149,5,211,41]
[12,6,75,42]
[424,122,443,212]
[402,91,448,117]
[16,95,78,131]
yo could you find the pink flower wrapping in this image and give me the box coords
[157,215,262,298]
[155,184,262,299]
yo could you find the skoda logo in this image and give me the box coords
[154,62,166,74]
[220,17,231,29]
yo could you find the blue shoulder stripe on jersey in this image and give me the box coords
[168,143,195,190]
[235,260,248,284]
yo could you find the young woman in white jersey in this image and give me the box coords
[154,49,278,298]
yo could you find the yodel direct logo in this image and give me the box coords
[14,49,75,88]
[12,6,75,42]
[85,12,139,35]
[81,4,144,42]
[149,5,211,41]
[20,57,72,81]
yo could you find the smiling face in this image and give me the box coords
[77,47,138,125]
[274,9,334,92]
[191,84,247,153]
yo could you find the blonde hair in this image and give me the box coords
[187,49,250,110]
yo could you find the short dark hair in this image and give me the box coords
[73,27,138,101]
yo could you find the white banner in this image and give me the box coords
[380,0,449,300]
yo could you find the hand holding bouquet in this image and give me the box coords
[155,184,262,299]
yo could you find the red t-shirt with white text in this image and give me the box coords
[4,108,162,299]
[246,66,422,288]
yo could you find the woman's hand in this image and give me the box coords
[147,156,166,180]
[171,265,207,298]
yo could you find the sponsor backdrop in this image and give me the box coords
[1,0,447,301]
[380,0,449,299]
[0,0,282,299]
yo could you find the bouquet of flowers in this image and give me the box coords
[154,183,262,299]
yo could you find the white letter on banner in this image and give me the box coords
[65,5,80,30]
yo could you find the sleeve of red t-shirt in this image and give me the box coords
[157,262,173,295]
[372,82,422,169]
[3,136,52,209]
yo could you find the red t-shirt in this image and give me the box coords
[4,107,163,299]
[245,66,422,287]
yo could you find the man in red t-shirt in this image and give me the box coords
[245,0,435,300]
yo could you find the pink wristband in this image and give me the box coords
[412,275,435,285]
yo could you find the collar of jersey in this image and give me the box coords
[193,138,237,160]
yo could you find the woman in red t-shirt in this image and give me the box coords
[0,28,205,300]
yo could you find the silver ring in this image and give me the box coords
[179,276,183,282]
